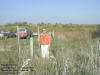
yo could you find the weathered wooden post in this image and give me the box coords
[30,37,33,58]
[52,30,55,38]
[17,25,21,59]
[97,40,100,51]
[38,24,40,51]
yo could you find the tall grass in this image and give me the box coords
[0,33,100,75]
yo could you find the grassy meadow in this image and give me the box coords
[0,24,100,75]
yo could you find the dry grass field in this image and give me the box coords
[0,25,100,75]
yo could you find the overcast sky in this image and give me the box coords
[0,0,100,25]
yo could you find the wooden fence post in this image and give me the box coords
[17,25,21,59]
[30,37,33,58]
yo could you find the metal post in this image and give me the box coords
[30,37,33,57]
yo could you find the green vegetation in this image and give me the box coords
[0,33,100,75]
[0,23,99,33]
[0,23,100,75]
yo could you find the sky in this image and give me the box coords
[0,0,100,25]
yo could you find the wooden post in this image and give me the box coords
[17,25,21,59]
[52,30,55,38]
[30,37,33,57]
[38,24,40,51]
